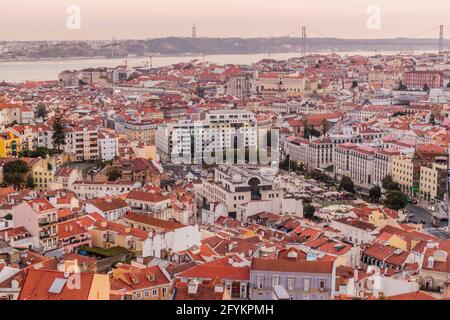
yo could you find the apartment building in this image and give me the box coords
[334,143,376,190]
[250,257,335,300]
[156,109,257,164]
[12,198,58,253]
[124,119,157,145]
[98,131,119,161]
[0,131,21,157]
[373,149,401,186]
[392,155,415,196]
[64,126,99,161]
[71,180,137,200]
[419,163,448,201]
[0,104,22,130]
[308,137,334,170]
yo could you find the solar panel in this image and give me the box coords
[48,278,67,294]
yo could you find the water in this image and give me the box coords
[0,50,433,83]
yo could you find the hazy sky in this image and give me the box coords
[1,0,449,40]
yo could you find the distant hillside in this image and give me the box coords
[1,37,449,61]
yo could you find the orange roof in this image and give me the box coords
[18,269,94,300]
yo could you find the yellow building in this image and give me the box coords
[30,157,57,192]
[0,131,21,157]
[391,155,414,196]
[419,163,447,201]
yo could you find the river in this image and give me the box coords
[0,50,434,83]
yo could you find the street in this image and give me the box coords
[406,204,450,240]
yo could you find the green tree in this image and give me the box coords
[398,81,407,90]
[382,175,400,191]
[369,185,382,203]
[107,167,122,182]
[339,176,355,193]
[52,113,66,151]
[36,103,47,119]
[351,80,358,89]
[384,190,408,210]
[26,174,36,189]
[423,83,430,92]
[2,160,30,190]
[303,120,310,139]
[304,204,316,219]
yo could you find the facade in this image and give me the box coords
[392,155,414,196]
[308,137,333,170]
[71,180,136,199]
[64,126,99,161]
[250,258,335,300]
[98,131,119,161]
[199,165,281,217]
[156,109,257,163]
[373,149,401,186]
[124,212,201,259]
[12,199,58,253]
[0,131,21,157]
[404,71,443,89]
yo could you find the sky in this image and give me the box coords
[0,0,449,41]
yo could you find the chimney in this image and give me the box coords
[101,221,108,228]
[354,269,359,282]
[125,227,131,234]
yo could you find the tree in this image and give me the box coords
[429,113,436,126]
[423,83,430,92]
[351,80,358,89]
[36,103,47,119]
[2,160,30,190]
[107,167,122,182]
[304,204,316,219]
[384,190,408,210]
[339,176,355,193]
[398,81,407,90]
[26,174,36,189]
[52,113,66,151]
[382,175,399,191]
[447,82,450,88]
[369,185,382,203]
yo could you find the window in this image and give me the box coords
[288,278,295,291]
[319,280,326,291]
[256,275,264,289]
[136,292,142,300]
[144,291,149,298]
[303,278,310,292]
[272,275,280,286]
[152,289,158,297]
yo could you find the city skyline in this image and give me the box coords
[1,0,450,41]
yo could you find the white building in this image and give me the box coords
[98,131,119,161]
[156,109,258,164]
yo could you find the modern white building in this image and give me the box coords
[98,131,119,161]
[156,109,258,164]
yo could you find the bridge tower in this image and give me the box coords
[439,24,444,53]
[301,26,307,57]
